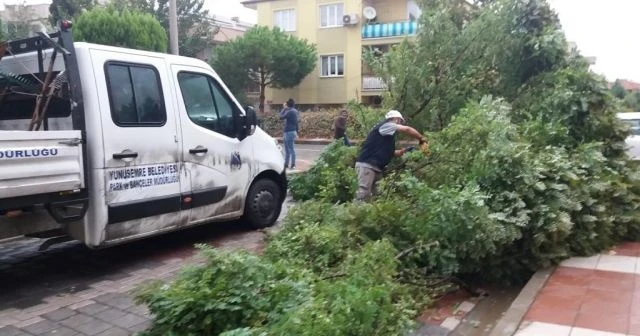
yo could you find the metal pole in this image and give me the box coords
[169,0,179,55]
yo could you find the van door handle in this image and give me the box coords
[189,147,208,154]
[113,152,138,159]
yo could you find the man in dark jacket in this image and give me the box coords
[354,110,426,201]
[279,98,299,170]
[334,109,351,146]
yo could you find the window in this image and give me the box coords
[321,55,344,77]
[177,72,237,138]
[106,63,166,126]
[274,9,296,32]
[320,3,344,28]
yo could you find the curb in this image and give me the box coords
[487,266,555,336]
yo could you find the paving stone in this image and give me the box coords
[42,308,76,322]
[124,305,149,318]
[92,308,127,322]
[127,320,151,334]
[0,325,33,336]
[102,297,134,311]
[13,317,45,328]
[38,325,80,336]
[92,294,119,305]
[110,313,147,329]
[22,319,58,334]
[76,303,109,316]
[66,300,95,310]
[94,327,130,336]
[59,314,94,329]
[70,318,112,336]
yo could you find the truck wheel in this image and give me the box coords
[244,179,282,229]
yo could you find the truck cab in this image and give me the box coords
[0,22,286,248]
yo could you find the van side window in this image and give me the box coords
[105,63,166,126]
[177,72,237,138]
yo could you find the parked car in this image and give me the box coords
[617,112,640,160]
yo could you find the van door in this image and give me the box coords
[91,50,185,238]
[170,64,252,224]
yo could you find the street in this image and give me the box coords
[0,144,325,336]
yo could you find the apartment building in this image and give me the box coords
[242,0,422,108]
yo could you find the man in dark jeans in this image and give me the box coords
[279,98,299,170]
[354,110,426,201]
[334,109,351,146]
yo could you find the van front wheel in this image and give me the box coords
[244,179,282,229]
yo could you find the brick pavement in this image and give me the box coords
[0,197,296,336]
[513,242,640,336]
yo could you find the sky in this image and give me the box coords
[6,0,638,83]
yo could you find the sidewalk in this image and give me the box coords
[493,242,640,336]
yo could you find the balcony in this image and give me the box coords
[361,21,419,40]
[362,76,387,92]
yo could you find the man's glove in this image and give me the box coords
[420,142,429,155]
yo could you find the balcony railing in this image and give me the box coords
[362,76,387,91]
[361,21,419,39]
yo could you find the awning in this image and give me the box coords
[361,21,419,39]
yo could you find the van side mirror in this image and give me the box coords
[239,106,258,139]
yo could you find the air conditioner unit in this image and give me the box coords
[342,14,360,26]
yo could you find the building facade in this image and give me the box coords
[242,0,421,109]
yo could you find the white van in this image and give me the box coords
[0,22,287,248]
[617,112,640,160]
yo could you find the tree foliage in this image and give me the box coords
[212,26,317,112]
[2,4,44,40]
[610,80,640,112]
[611,80,627,99]
[73,7,168,52]
[110,0,216,57]
[49,0,96,26]
[365,0,568,131]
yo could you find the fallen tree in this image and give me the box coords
[134,0,640,334]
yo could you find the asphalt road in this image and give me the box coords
[0,143,326,335]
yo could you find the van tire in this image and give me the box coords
[244,178,282,229]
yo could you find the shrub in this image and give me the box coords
[136,241,425,336]
[135,246,310,336]
[74,7,167,52]
[289,141,359,203]
[260,104,386,140]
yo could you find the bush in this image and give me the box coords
[74,7,168,52]
[289,141,359,203]
[136,241,425,336]
[135,246,310,336]
[260,103,386,140]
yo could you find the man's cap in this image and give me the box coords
[385,110,404,121]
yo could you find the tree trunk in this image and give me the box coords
[259,85,266,114]
[259,69,266,114]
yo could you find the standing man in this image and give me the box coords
[354,110,426,201]
[280,98,299,170]
[334,109,351,146]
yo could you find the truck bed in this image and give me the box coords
[0,130,84,199]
